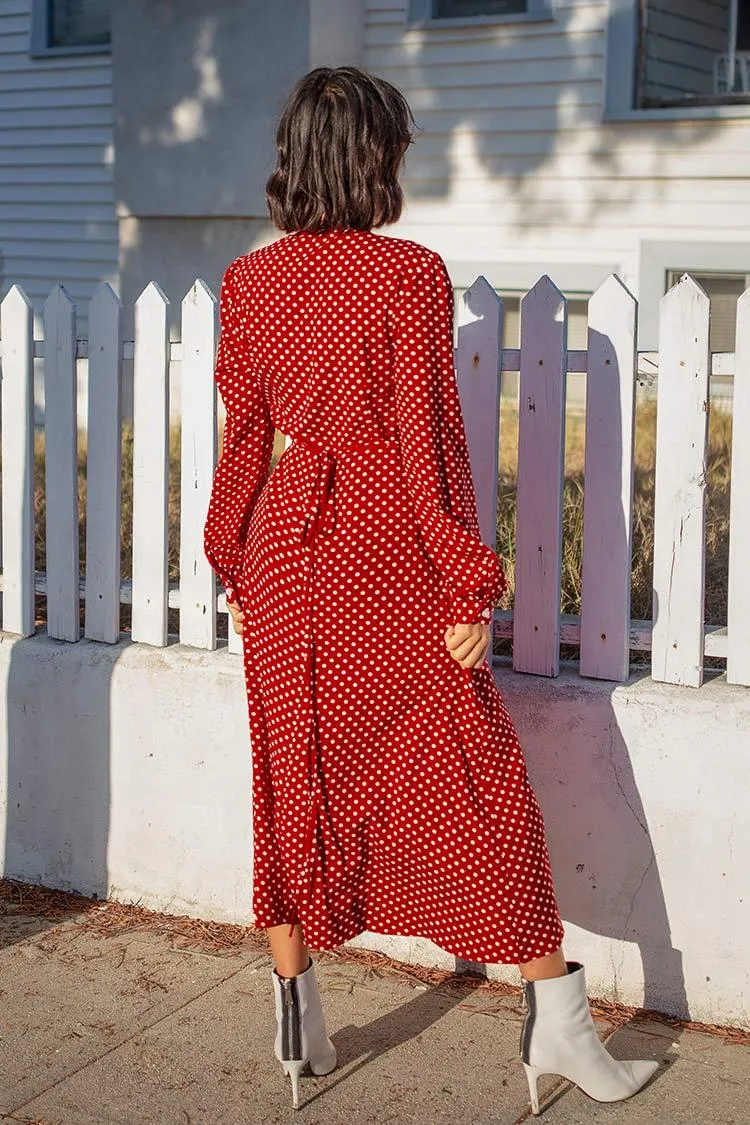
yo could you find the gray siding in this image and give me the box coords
[0,0,118,326]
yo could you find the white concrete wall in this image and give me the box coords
[1,631,748,1027]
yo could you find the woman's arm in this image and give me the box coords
[387,248,506,625]
[203,260,275,605]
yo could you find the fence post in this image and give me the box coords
[44,285,80,642]
[727,287,750,686]
[85,283,123,643]
[652,274,710,687]
[0,286,35,636]
[132,282,170,647]
[455,275,503,552]
[180,279,218,650]
[580,275,637,682]
[514,276,567,677]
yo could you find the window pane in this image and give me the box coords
[739,3,750,50]
[435,0,526,17]
[48,0,110,48]
[638,0,750,106]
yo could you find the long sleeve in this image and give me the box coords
[387,248,507,626]
[203,260,275,604]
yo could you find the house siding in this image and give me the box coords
[0,0,117,329]
[363,0,750,320]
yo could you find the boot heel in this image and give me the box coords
[523,1062,543,1115]
[282,1058,306,1110]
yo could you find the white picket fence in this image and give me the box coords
[0,273,748,689]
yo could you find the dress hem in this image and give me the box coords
[251,914,565,966]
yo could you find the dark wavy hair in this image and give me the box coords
[265,66,418,233]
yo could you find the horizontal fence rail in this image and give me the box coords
[0,273,748,689]
[0,340,741,380]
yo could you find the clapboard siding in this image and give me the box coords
[0,106,113,127]
[0,0,117,330]
[364,0,750,273]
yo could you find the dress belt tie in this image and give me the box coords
[283,431,399,938]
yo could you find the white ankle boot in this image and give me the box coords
[520,961,659,1115]
[270,955,337,1109]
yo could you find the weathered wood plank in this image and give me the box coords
[651,274,710,687]
[580,276,637,681]
[454,275,503,550]
[179,279,218,650]
[0,285,35,636]
[513,276,567,677]
[132,282,170,647]
[84,283,123,643]
[43,284,80,642]
[727,288,750,686]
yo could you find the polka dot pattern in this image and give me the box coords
[203,228,565,964]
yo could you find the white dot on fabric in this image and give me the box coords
[203,227,565,963]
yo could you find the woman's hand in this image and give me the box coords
[226,590,244,636]
[444,621,491,669]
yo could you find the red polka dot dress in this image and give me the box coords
[203,227,565,964]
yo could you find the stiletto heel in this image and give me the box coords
[282,1058,305,1109]
[523,1062,542,1115]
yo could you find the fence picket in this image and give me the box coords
[43,285,80,642]
[0,286,35,636]
[513,276,567,677]
[455,276,503,552]
[580,276,637,682]
[132,282,170,647]
[180,279,218,650]
[84,283,123,643]
[727,288,750,686]
[652,274,710,687]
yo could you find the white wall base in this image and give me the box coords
[1,631,748,1027]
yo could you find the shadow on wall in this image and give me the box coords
[2,633,125,950]
[112,1,724,344]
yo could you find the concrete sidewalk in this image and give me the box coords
[1,892,748,1125]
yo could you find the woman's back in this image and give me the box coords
[222,226,441,446]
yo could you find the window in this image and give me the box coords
[435,0,526,15]
[666,270,749,352]
[639,1,750,108]
[31,0,111,56]
[606,0,750,116]
[408,0,551,24]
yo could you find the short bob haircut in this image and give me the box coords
[266,66,418,233]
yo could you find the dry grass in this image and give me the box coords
[30,400,732,653]
[495,397,732,629]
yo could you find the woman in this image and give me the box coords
[203,66,657,1114]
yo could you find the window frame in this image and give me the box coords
[30,0,112,59]
[604,0,750,121]
[407,0,553,30]
[637,241,750,349]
